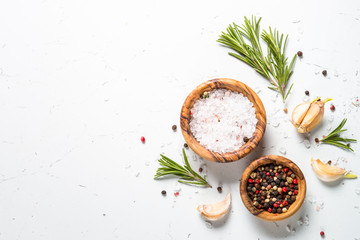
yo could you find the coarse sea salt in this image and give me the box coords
[189,89,257,153]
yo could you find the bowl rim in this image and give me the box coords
[239,155,307,221]
[180,78,266,163]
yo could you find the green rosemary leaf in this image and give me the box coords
[218,16,296,102]
[320,118,356,151]
[154,149,212,188]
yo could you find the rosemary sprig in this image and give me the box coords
[154,148,212,188]
[320,118,357,151]
[217,16,296,102]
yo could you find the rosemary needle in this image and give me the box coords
[217,16,296,102]
[320,118,357,151]
[154,148,212,188]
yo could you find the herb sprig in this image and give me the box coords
[154,149,212,188]
[217,16,296,102]
[320,118,357,151]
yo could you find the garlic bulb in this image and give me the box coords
[311,158,357,182]
[197,193,231,221]
[292,97,331,133]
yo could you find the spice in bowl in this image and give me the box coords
[189,89,257,153]
[246,164,299,214]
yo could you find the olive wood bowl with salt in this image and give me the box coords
[180,78,266,163]
[240,155,306,221]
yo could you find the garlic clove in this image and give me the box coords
[298,101,324,133]
[311,158,357,182]
[197,193,231,221]
[292,102,311,129]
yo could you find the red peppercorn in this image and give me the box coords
[248,179,253,183]
[174,192,179,197]
[268,208,272,213]
[293,179,298,184]
[255,190,259,194]
[282,187,287,193]
[330,105,335,111]
[266,172,270,176]
[275,172,279,176]
[290,184,294,188]
[320,231,325,236]
[283,167,289,173]
[273,203,278,208]
[256,179,260,184]
[283,201,288,206]
[141,136,145,143]
[294,189,298,195]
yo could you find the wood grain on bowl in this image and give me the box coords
[239,155,306,221]
[180,78,266,163]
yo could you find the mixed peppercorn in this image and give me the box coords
[246,164,298,214]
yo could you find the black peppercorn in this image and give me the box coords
[305,90,309,96]
[184,143,188,148]
[161,190,166,195]
[172,125,177,131]
[322,70,327,76]
[217,186,222,193]
[315,138,319,143]
[297,51,303,57]
[199,167,203,173]
[243,136,249,143]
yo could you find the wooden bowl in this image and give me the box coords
[180,78,266,163]
[240,155,306,221]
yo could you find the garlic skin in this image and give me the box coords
[292,98,331,133]
[197,193,231,221]
[311,158,356,182]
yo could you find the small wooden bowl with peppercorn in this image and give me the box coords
[180,78,266,163]
[240,155,306,221]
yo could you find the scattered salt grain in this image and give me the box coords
[333,70,339,77]
[286,225,291,232]
[271,120,280,127]
[304,139,311,148]
[303,215,309,226]
[135,172,140,177]
[282,132,288,139]
[279,147,287,155]
[326,124,332,131]
[297,218,304,226]
[205,221,213,229]
[303,96,310,102]
[190,89,257,153]
[355,188,360,195]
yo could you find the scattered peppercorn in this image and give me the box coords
[184,143,188,148]
[322,70,327,76]
[161,190,166,195]
[199,167,203,173]
[217,186,223,193]
[141,136,145,143]
[330,104,335,111]
[327,160,332,165]
[297,51,303,57]
[320,231,325,237]
[243,136,249,143]
[283,108,288,113]
[172,125,177,131]
[315,138,319,143]
[305,90,309,96]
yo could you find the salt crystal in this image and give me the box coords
[286,225,291,232]
[326,124,332,131]
[135,172,140,177]
[279,147,287,155]
[174,183,182,192]
[145,161,150,166]
[303,215,309,226]
[333,70,339,77]
[328,114,334,122]
[189,89,257,153]
[304,139,311,148]
[283,132,288,139]
[291,229,296,234]
[297,218,304,226]
[303,96,310,102]
[272,120,280,127]
[205,221,213,229]
[355,188,360,195]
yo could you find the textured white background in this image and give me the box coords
[1,0,360,239]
